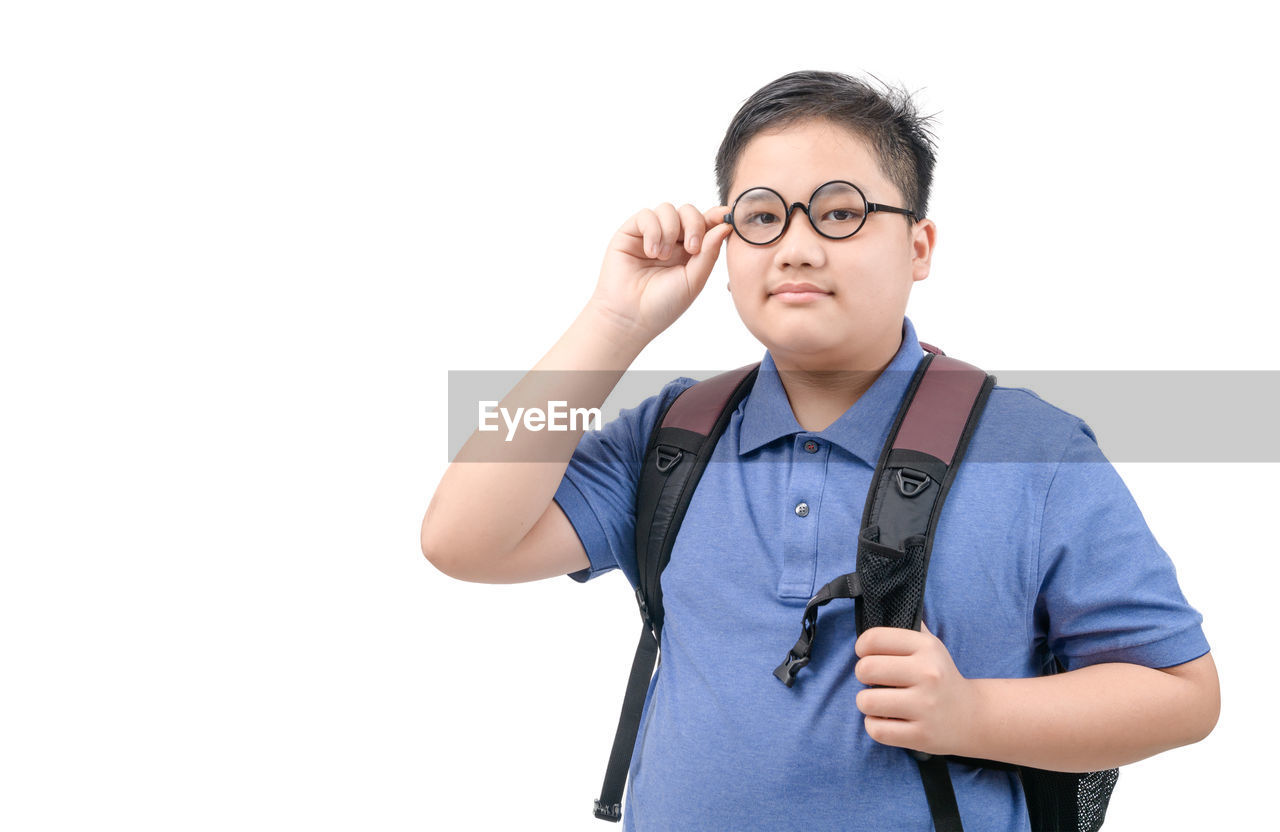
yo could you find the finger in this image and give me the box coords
[855,626,922,659]
[856,687,917,721]
[863,715,918,750]
[637,210,661,259]
[654,203,681,260]
[677,203,704,254]
[703,205,731,234]
[854,654,918,689]
[682,217,734,291]
[622,209,663,259]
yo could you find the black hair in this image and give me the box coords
[714,70,939,223]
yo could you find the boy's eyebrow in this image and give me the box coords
[736,180,868,203]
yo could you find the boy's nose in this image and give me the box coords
[782,202,810,229]
[781,203,828,240]
[774,204,827,267]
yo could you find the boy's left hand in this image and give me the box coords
[853,620,980,757]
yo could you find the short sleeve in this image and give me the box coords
[1033,420,1210,671]
[556,376,698,585]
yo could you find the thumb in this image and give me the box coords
[920,619,931,635]
[684,220,733,292]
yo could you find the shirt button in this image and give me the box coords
[795,502,809,517]
[803,440,819,453]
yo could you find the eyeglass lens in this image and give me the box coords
[733,181,867,244]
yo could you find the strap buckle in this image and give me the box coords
[772,650,811,687]
[593,799,622,822]
[635,587,659,643]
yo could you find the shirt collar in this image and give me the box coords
[738,316,926,466]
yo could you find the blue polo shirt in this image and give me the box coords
[552,315,1210,832]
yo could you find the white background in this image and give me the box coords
[2,1,1275,829]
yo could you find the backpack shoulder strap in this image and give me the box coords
[770,349,995,832]
[855,351,995,632]
[773,351,996,686]
[592,362,759,822]
[635,363,761,638]
[859,352,994,832]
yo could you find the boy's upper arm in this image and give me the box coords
[432,496,590,584]
[437,376,696,585]
[1157,651,1216,682]
[1157,652,1221,740]
[458,498,589,584]
[1034,419,1211,672]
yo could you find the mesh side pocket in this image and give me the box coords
[1017,766,1118,832]
[1076,768,1118,832]
[855,525,927,634]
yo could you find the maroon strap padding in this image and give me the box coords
[919,341,945,356]
[660,363,760,435]
[892,355,986,465]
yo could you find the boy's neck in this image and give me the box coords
[773,368,881,432]
[771,336,902,432]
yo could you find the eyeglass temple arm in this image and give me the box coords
[867,203,918,221]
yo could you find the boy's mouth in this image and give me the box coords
[770,281,832,303]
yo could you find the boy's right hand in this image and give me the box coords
[588,203,734,346]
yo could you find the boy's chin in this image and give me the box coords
[760,332,854,363]
[752,327,891,370]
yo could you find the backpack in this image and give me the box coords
[591,343,1119,831]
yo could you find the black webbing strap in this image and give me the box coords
[593,623,658,822]
[773,572,863,686]
[593,363,761,823]
[913,752,964,832]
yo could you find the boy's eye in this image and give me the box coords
[823,209,865,223]
[744,212,780,226]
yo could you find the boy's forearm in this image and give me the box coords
[422,302,648,564]
[960,662,1214,772]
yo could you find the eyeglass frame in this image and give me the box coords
[722,179,918,246]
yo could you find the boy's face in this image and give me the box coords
[725,119,935,372]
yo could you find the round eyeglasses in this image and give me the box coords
[723,180,917,246]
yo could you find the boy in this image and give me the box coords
[421,70,1218,830]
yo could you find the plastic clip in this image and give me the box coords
[593,799,622,822]
[635,587,659,642]
[634,587,652,625]
[772,651,811,687]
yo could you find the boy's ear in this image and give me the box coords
[910,218,936,283]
